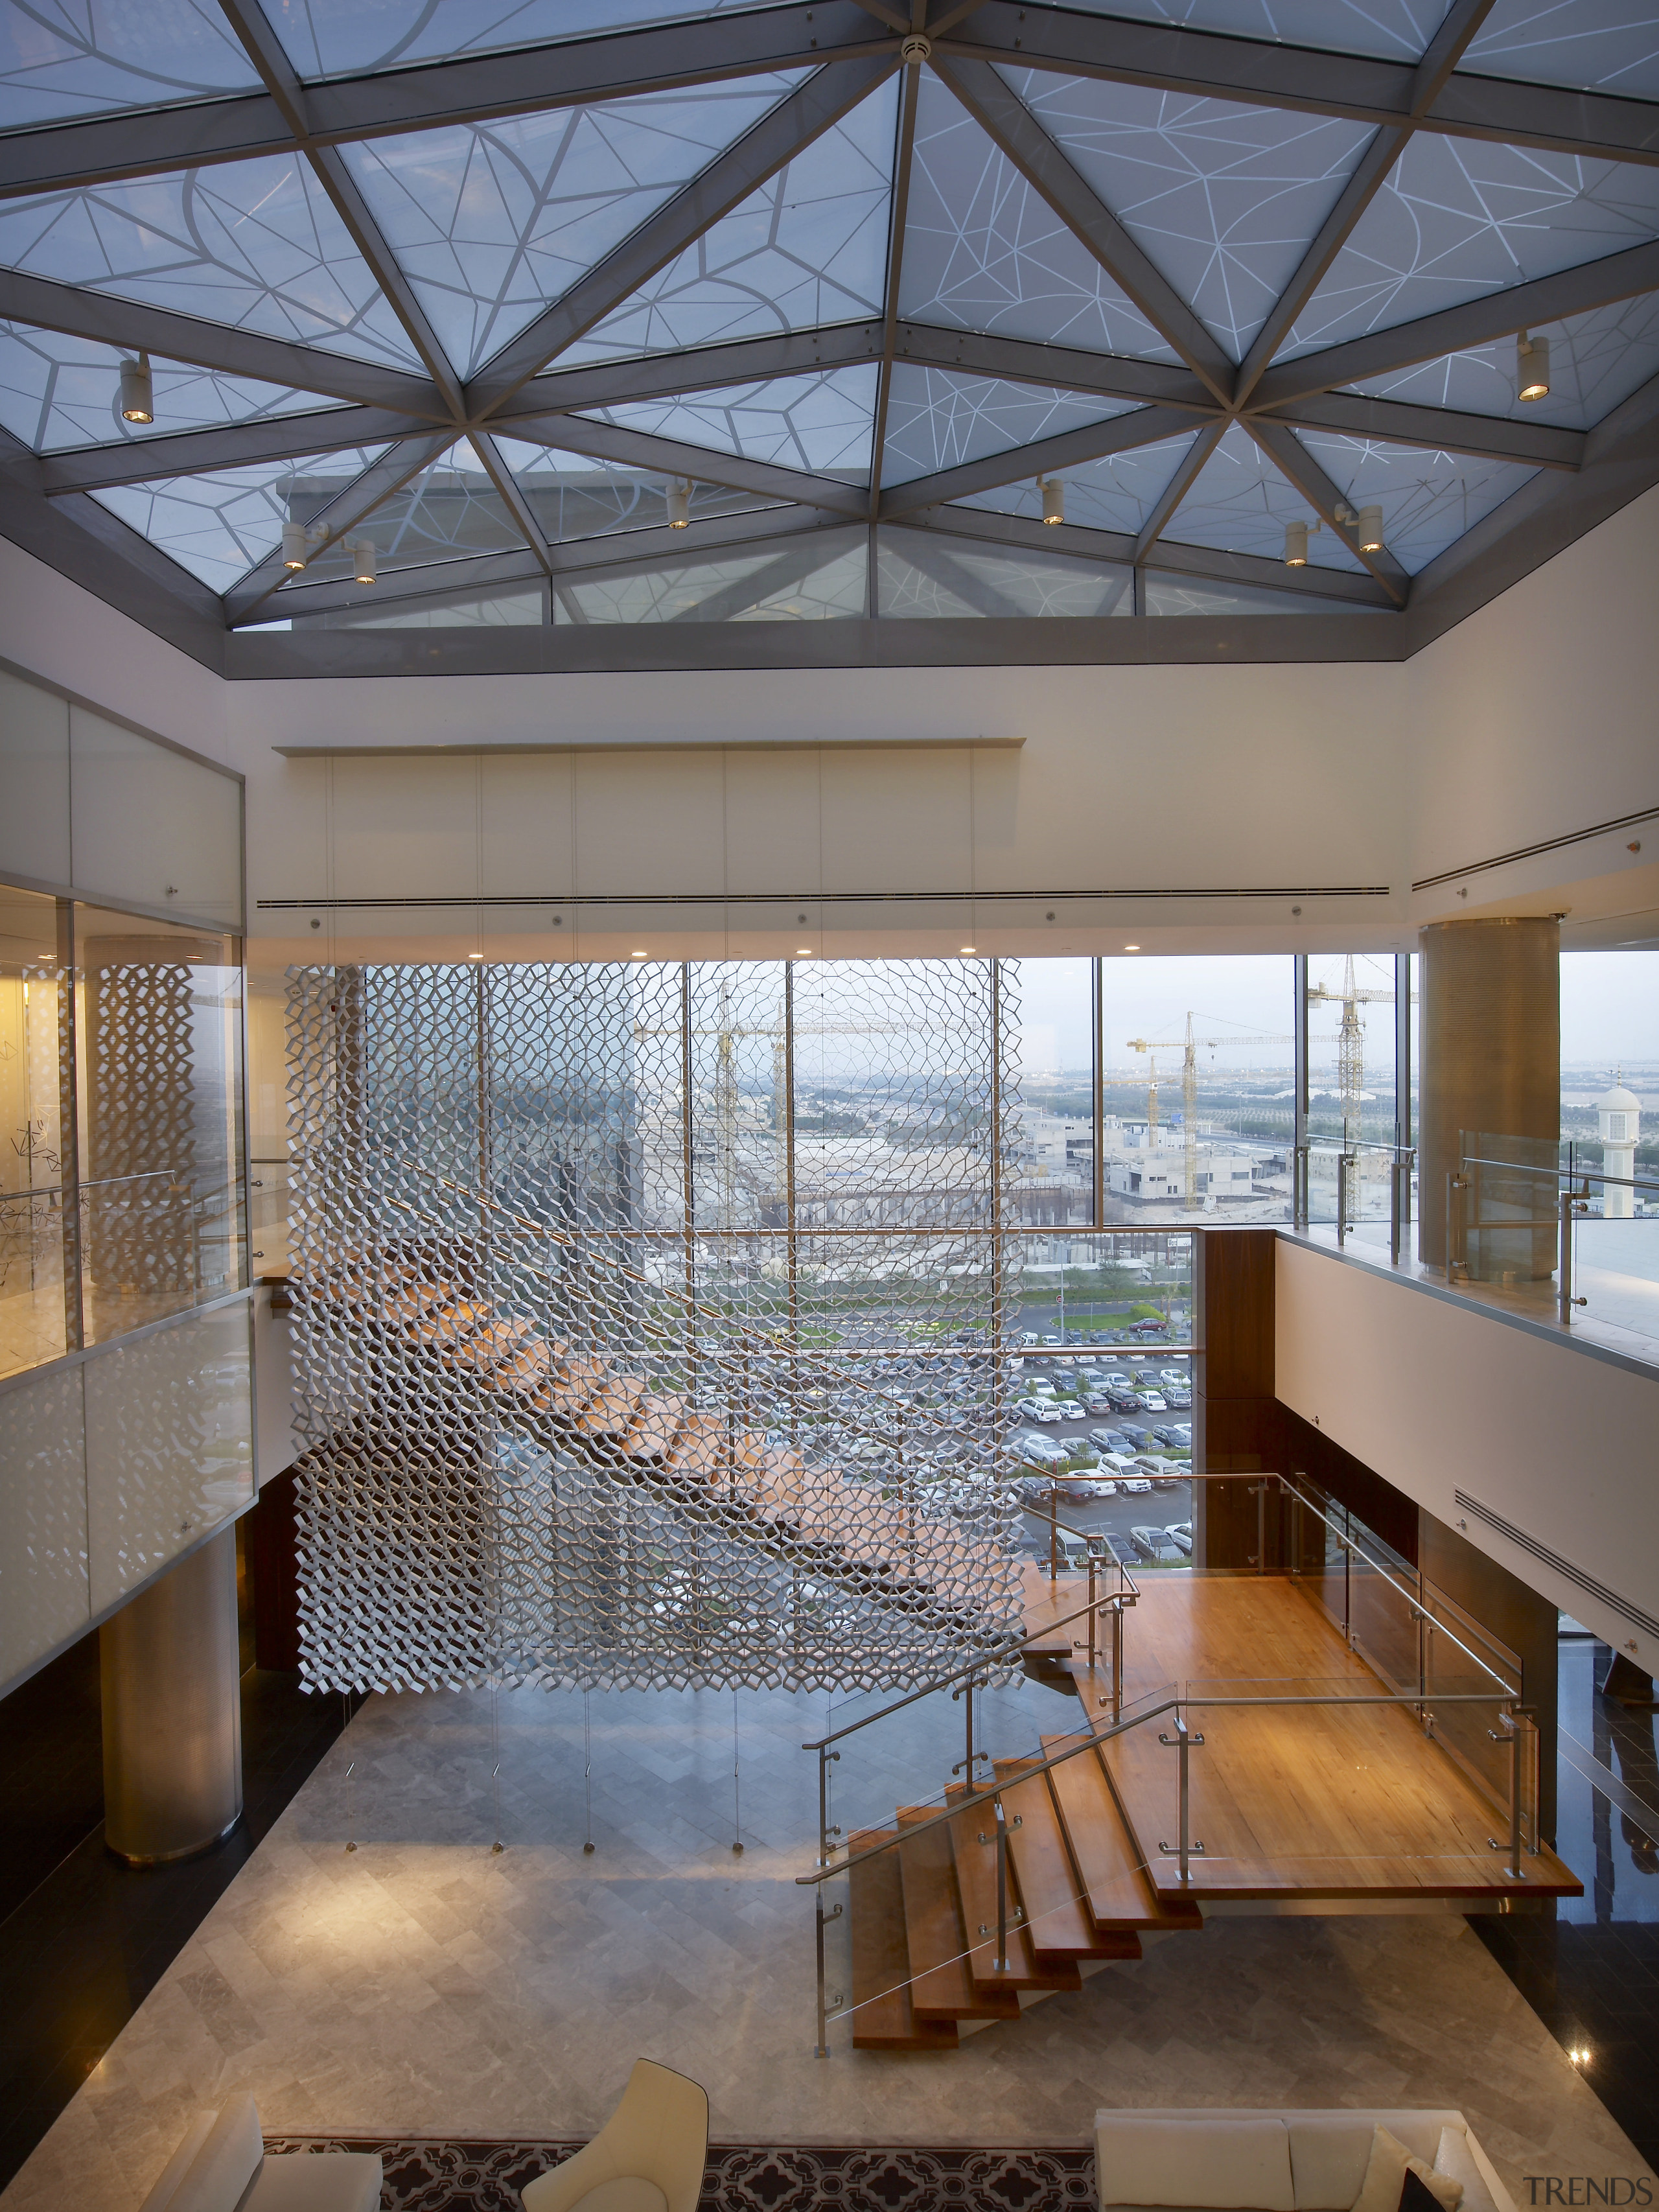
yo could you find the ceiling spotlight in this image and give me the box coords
[119,351,153,424]
[1356,504,1384,553]
[1517,329,1551,402]
[666,478,691,528]
[1284,520,1309,566]
[352,538,377,585]
[1040,475,1064,525]
[281,521,310,571]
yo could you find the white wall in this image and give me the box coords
[1275,1237,1659,1662]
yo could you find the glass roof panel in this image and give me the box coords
[880,364,1135,486]
[1159,421,1367,568]
[1285,136,1659,357]
[553,527,867,621]
[0,159,423,369]
[295,586,546,630]
[957,430,1200,535]
[1041,1,1452,64]
[276,441,526,585]
[877,529,1132,617]
[0,0,261,129]
[1343,292,1659,430]
[0,322,347,452]
[268,0,779,83]
[1290,426,1539,571]
[1001,69,1376,360]
[87,444,393,590]
[573,364,878,480]
[899,71,1179,361]
[340,76,806,380]
[495,436,775,541]
[562,80,898,364]
[1145,568,1391,614]
[1462,3,1659,99]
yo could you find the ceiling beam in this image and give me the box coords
[1262,390,1583,469]
[1233,0,1499,406]
[223,432,454,621]
[467,55,900,414]
[0,266,450,417]
[939,3,1659,169]
[879,403,1194,516]
[502,412,871,516]
[890,323,1215,410]
[929,54,1235,403]
[1247,416,1412,603]
[265,546,549,623]
[0,6,896,200]
[666,534,857,622]
[467,431,557,574]
[1248,239,1659,411]
[874,527,1039,619]
[39,406,437,493]
[497,325,887,424]
[1131,419,1224,562]
[868,50,923,526]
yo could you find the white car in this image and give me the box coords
[1028,1377,1057,1395]
[1017,1396,1066,1423]
[1082,1477,1118,1498]
[1138,1391,1168,1412]
[1120,1475,1153,1495]
[1102,1371,1132,1388]
[1017,1432,1069,1466]
[1158,1368,1186,1385]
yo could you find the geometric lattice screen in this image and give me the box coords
[286,959,1025,1695]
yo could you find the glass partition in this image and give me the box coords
[0,885,71,1379]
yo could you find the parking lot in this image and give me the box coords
[1008,1341,1194,1568]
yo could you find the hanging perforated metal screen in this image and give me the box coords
[286,959,1025,1694]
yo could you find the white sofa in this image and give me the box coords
[1095,2109,1516,2212]
[139,2093,382,2212]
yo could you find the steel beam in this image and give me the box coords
[39,406,438,493]
[1248,240,1659,411]
[223,432,454,621]
[868,54,922,525]
[501,412,871,516]
[1131,418,1224,562]
[1263,390,1583,469]
[666,534,861,622]
[468,56,900,412]
[929,54,1235,402]
[873,527,1038,619]
[264,546,549,623]
[889,323,1215,410]
[879,403,1192,516]
[498,325,887,423]
[467,431,557,573]
[1247,416,1412,603]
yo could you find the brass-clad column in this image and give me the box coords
[1419,917,1559,1278]
[101,1529,242,1864]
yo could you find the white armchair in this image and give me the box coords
[522,2060,710,2212]
[139,2093,381,2212]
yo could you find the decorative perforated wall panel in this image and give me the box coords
[288,960,1025,1695]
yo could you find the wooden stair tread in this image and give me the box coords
[944,1793,1082,1996]
[663,1411,728,1481]
[577,1373,647,1437]
[546,1353,612,1417]
[848,1828,958,2051]
[896,1810,1020,2023]
[1042,1733,1203,1932]
[992,1762,1141,1964]
[622,1393,687,1460]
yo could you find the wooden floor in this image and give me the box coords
[1027,1568,1581,1903]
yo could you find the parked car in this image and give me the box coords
[1130,1524,1185,1564]
[1152,1424,1190,1449]
[1106,1389,1141,1413]
[1019,1331,1040,1344]
[1120,1474,1153,1495]
[1119,1422,1152,1448]
[1080,1477,1118,1498]
[1130,1317,1168,1335]
[1102,1370,1132,1387]
[1017,1396,1065,1423]
[1165,1523,1194,1555]
[1137,1391,1168,1412]
[1088,1426,1129,1452]
[1157,1368,1187,1386]
[1081,1393,1116,1415]
[1016,1432,1068,1466]
[1165,1388,1193,1410]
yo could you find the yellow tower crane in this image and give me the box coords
[1306,955,1399,1143]
[1128,1014,1291,1211]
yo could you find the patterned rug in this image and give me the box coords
[262,2138,1098,2212]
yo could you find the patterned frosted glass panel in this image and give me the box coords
[0,1363,88,1689]
[1286,137,1659,356]
[554,528,866,621]
[0,161,423,370]
[1162,422,1367,569]
[0,0,259,128]
[958,430,1199,535]
[565,82,897,362]
[89,446,393,590]
[340,78,805,379]
[1343,294,1659,430]
[272,0,780,80]
[900,73,1178,360]
[496,438,773,541]
[877,531,1132,618]
[1463,2,1659,97]
[1053,1,1451,62]
[278,443,523,585]
[76,909,246,1348]
[1145,570,1387,614]
[84,1301,253,1614]
[1290,428,1539,571]
[574,366,878,480]
[0,325,348,454]
[1001,71,1375,359]
[0,887,69,1381]
[881,364,1135,486]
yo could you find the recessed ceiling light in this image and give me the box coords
[960,944,977,954]
[796,947,813,956]
[631,949,648,959]
[467,951,484,960]
[1124,943,1141,951]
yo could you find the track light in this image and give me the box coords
[119,351,152,424]
[1517,329,1550,402]
[1284,520,1309,566]
[281,521,310,571]
[351,538,377,585]
[666,478,691,528]
[1356,504,1384,553]
[1039,475,1064,525]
